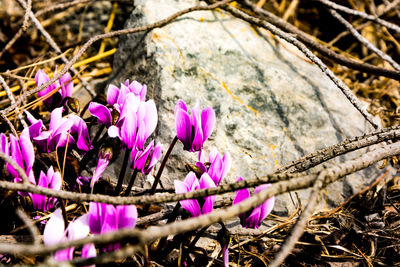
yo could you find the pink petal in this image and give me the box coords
[81,243,97,260]
[244,207,262,229]
[201,107,216,142]
[89,102,112,127]
[220,152,231,181]
[199,173,216,214]
[100,204,118,234]
[19,129,34,172]
[133,140,153,171]
[254,184,274,223]
[174,99,188,113]
[88,202,103,234]
[59,73,73,99]
[233,177,250,205]
[43,209,65,245]
[183,172,200,191]
[116,205,137,229]
[145,142,163,174]
[68,213,90,240]
[120,112,137,150]
[107,84,120,106]
[0,133,8,155]
[174,179,201,217]
[143,100,158,139]
[135,121,146,150]
[175,109,192,150]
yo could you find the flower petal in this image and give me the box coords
[116,205,137,229]
[254,184,274,223]
[199,173,216,214]
[201,106,216,142]
[174,99,188,113]
[59,73,73,99]
[175,179,201,217]
[68,213,90,240]
[143,100,158,139]
[43,208,65,245]
[81,243,97,260]
[89,102,112,127]
[107,84,120,106]
[175,108,192,150]
[232,177,250,205]
[19,129,34,173]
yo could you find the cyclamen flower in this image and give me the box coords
[89,81,157,150]
[174,99,215,152]
[35,69,73,108]
[29,166,62,211]
[44,209,96,262]
[174,172,216,217]
[130,140,162,175]
[233,177,275,229]
[88,202,137,251]
[90,148,112,188]
[25,108,92,152]
[196,148,231,186]
[0,129,35,184]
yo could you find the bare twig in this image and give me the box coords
[315,0,400,34]
[3,0,235,116]
[327,9,400,71]
[0,75,28,128]
[241,0,400,81]
[0,152,29,184]
[0,141,399,259]
[15,208,40,245]
[224,4,379,128]
[16,0,96,97]
[278,126,400,173]
[0,112,18,137]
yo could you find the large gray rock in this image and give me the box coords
[107,0,389,215]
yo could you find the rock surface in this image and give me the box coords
[107,0,391,215]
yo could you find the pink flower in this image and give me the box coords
[174,172,216,217]
[88,202,137,251]
[233,177,275,229]
[35,69,73,108]
[90,148,112,188]
[89,81,157,151]
[29,166,62,211]
[130,140,162,175]
[43,209,96,262]
[175,99,215,152]
[196,148,231,185]
[0,129,35,184]
[25,108,92,152]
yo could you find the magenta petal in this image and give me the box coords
[59,73,73,99]
[245,207,262,229]
[133,140,153,171]
[8,134,22,177]
[54,248,74,261]
[68,214,90,240]
[175,99,188,113]
[120,112,137,150]
[49,107,65,131]
[175,180,201,217]
[201,107,216,142]
[117,84,130,109]
[145,142,162,174]
[199,173,216,214]
[101,204,118,234]
[19,129,34,171]
[139,84,147,101]
[91,156,110,187]
[233,177,250,205]
[191,114,203,151]
[175,109,192,150]
[195,162,207,174]
[107,84,120,106]
[184,172,200,191]
[88,202,103,234]
[48,166,62,190]
[75,117,93,151]
[254,184,274,223]
[116,205,137,229]
[220,152,231,181]
[143,100,158,139]
[43,209,65,245]
[135,121,146,150]
[89,102,112,127]
[0,133,8,155]
[82,243,97,260]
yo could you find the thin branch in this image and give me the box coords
[0,141,399,258]
[0,112,18,137]
[269,169,325,267]
[0,75,28,128]
[3,0,235,116]
[315,0,400,35]
[15,208,40,245]
[224,4,379,129]
[327,8,400,71]
[277,126,400,173]
[16,0,96,97]
[0,152,29,184]
[241,0,400,81]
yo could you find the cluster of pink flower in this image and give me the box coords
[0,69,275,264]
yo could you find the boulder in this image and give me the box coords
[106,0,389,215]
